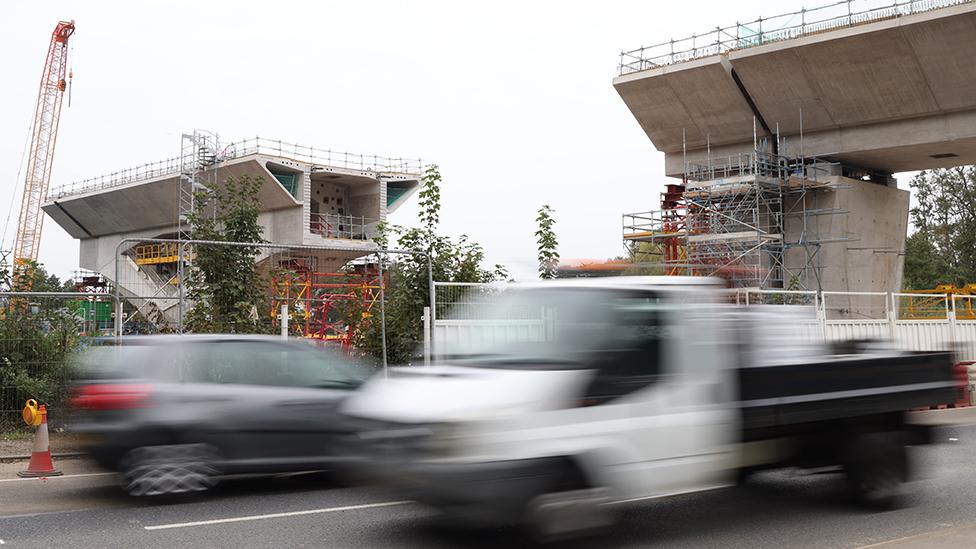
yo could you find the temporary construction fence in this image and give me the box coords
[0,292,102,430]
[0,239,436,429]
[432,283,976,362]
[110,238,432,365]
[432,282,549,358]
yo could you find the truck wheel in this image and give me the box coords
[736,466,756,484]
[844,432,907,509]
[525,488,614,543]
[121,443,219,497]
[523,461,614,542]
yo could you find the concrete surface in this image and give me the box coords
[615,2,976,176]
[783,176,910,294]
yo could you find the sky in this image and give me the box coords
[0,0,915,282]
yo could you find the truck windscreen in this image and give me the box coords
[446,287,669,370]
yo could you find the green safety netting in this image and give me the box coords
[387,185,409,207]
[271,172,299,198]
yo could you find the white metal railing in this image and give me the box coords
[430,283,976,362]
[309,213,371,241]
[48,136,424,199]
[618,0,972,75]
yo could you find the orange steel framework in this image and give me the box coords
[625,181,690,276]
[659,182,689,276]
[900,284,976,321]
[14,21,75,276]
[270,260,383,346]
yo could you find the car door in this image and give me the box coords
[198,340,358,471]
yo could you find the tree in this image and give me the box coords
[6,259,72,293]
[184,175,267,333]
[353,165,507,365]
[903,167,976,289]
[535,205,559,279]
[903,232,951,290]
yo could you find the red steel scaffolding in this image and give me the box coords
[270,260,383,347]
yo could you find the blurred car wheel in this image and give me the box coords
[121,443,219,497]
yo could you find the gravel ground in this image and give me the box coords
[0,430,83,457]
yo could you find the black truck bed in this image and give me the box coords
[738,350,956,439]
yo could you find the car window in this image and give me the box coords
[583,294,669,403]
[74,344,184,382]
[602,296,667,377]
[190,341,361,389]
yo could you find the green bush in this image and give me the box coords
[0,305,82,420]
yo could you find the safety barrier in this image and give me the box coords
[618,0,972,74]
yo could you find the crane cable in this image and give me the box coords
[2,111,37,251]
[68,34,74,107]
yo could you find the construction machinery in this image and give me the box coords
[13,20,75,286]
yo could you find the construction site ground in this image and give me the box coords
[0,431,83,461]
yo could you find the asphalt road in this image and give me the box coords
[2,423,976,548]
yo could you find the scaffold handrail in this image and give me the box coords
[618,0,972,75]
[309,213,372,241]
[684,150,837,182]
[48,136,424,200]
[622,210,687,240]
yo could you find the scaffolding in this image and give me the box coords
[134,242,181,265]
[624,148,845,290]
[71,269,111,293]
[269,257,383,346]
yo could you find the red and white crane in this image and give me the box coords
[13,20,75,276]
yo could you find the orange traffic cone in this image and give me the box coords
[18,404,62,478]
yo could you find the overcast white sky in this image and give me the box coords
[1,0,913,281]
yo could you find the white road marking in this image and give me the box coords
[144,500,410,530]
[0,472,114,483]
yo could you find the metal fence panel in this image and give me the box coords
[434,319,547,358]
[0,293,108,430]
[892,320,954,352]
[954,321,976,362]
[823,321,889,341]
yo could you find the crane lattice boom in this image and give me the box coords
[14,20,75,267]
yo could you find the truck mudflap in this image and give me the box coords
[904,422,935,446]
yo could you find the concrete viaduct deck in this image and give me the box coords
[614,1,976,176]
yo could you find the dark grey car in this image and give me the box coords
[69,335,367,496]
